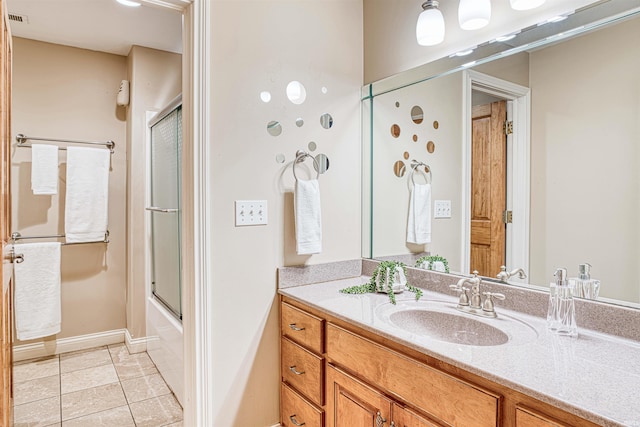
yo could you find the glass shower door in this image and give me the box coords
[148,105,182,320]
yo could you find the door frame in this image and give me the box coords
[461,70,530,279]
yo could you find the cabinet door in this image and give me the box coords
[392,404,444,427]
[326,364,392,427]
[516,406,570,427]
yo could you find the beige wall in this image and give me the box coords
[11,38,128,343]
[210,0,363,425]
[529,18,640,302]
[126,46,182,338]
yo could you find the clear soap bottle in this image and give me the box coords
[547,267,577,337]
[571,263,600,300]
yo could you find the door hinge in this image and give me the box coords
[503,120,513,135]
[502,210,513,224]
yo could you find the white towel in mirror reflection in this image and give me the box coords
[407,183,432,244]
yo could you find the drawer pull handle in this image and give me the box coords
[376,411,387,427]
[289,365,305,375]
[289,415,306,426]
[289,323,305,331]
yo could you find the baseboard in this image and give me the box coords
[125,329,148,354]
[13,329,126,362]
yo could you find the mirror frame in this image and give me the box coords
[361,0,640,310]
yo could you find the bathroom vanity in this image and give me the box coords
[278,264,640,427]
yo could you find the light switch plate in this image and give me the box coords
[235,200,268,226]
[434,200,451,218]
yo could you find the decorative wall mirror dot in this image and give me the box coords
[411,106,424,124]
[395,102,400,108]
[390,124,401,138]
[393,160,406,177]
[286,80,307,105]
[295,118,304,127]
[321,86,328,94]
[320,113,334,129]
[427,141,435,153]
[260,91,271,103]
[308,141,317,152]
[267,120,282,137]
[403,151,410,160]
[313,154,330,174]
[413,134,418,142]
[433,120,439,129]
[275,153,286,164]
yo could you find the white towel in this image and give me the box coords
[65,147,110,243]
[294,179,322,255]
[31,144,59,195]
[14,242,62,341]
[407,183,432,244]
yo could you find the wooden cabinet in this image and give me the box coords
[281,382,324,427]
[392,404,444,427]
[515,406,570,427]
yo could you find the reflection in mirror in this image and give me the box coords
[260,91,271,103]
[413,134,418,142]
[363,8,640,307]
[308,141,317,152]
[390,124,401,138]
[320,113,334,129]
[403,151,409,160]
[275,153,285,164]
[267,120,282,136]
[313,154,330,174]
[296,118,304,127]
[395,102,400,108]
[286,80,307,104]
[411,106,424,124]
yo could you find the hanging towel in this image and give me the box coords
[31,144,59,195]
[14,242,62,341]
[407,183,432,244]
[294,179,322,255]
[65,146,110,243]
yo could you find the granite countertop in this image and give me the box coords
[279,276,640,427]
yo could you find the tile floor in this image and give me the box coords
[12,344,183,427]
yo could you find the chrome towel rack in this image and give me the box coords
[16,133,115,153]
[11,231,110,246]
[293,150,320,181]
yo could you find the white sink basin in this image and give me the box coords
[375,300,538,347]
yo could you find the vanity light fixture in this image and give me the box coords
[116,0,142,7]
[416,0,445,46]
[509,0,545,11]
[458,0,491,31]
[450,47,476,57]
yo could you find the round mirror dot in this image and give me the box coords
[295,118,304,127]
[275,153,286,164]
[433,120,439,129]
[403,151,410,160]
[413,134,418,142]
[286,81,307,105]
[308,141,317,152]
[260,91,271,103]
[267,120,282,137]
[427,141,435,153]
[393,160,406,177]
[321,86,328,94]
[313,154,330,174]
[320,113,334,129]
[411,106,424,124]
[390,124,401,138]
[395,102,400,108]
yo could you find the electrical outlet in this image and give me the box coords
[434,200,451,218]
[235,200,268,226]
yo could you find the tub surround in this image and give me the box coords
[278,260,640,426]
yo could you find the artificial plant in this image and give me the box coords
[415,254,450,273]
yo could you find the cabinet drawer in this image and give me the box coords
[282,382,324,427]
[516,406,570,427]
[326,324,500,427]
[281,302,324,354]
[282,337,324,406]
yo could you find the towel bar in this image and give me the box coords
[16,134,115,153]
[11,231,110,245]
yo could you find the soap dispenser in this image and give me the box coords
[572,263,600,300]
[547,267,577,337]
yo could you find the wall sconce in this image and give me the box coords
[458,0,491,31]
[416,0,445,46]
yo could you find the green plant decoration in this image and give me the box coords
[339,261,423,305]
[415,255,450,273]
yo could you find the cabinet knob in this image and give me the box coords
[289,414,306,426]
[288,323,305,331]
[376,411,387,427]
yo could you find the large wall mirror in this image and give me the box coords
[362,1,640,308]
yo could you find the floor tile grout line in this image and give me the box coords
[108,343,139,426]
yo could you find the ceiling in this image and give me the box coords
[6,0,182,56]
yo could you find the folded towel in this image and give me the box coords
[294,179,322,255]
[407,183,432,244]
[65,147,110,243]
[14,242,62,341]
[31,144,59,195]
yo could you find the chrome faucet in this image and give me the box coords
[450,271,505,318]
[496,266,527,282]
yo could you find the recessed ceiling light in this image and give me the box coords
[116,0,142,7]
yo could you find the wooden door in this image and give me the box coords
[0,0,12,424]
[326,364,392,427]
[470,101,506,277]
[391,403,444,427]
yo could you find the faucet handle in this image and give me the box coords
[472,270,479,277]
[450,285,470,306]
[482,291,505,313]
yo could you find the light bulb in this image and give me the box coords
[459,0,491,31]
[509,0,545,11]
[416,3,445,46]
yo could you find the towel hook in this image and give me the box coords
[293,150,320,181]
[409,160,432,187]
